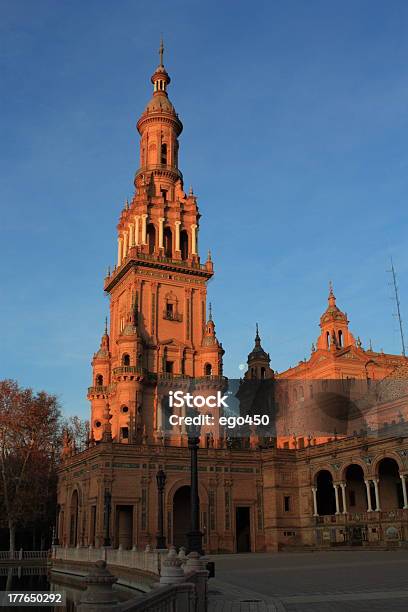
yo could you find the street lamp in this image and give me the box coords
[53,504,60,545]
[156,469,167,549]
[186,417,203,555]
[103,490,111,547]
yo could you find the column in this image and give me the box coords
[158,217,165,249]
[340,482,347,514]
[141,214,148,244]
[311,486,318,516]
[373,478,381,511]
[157,397,163,430]
[400,474,408,509]
[174,220,181,252]
[117,236,123,266]
[135,216,140,246]
[364,479,373,512]
[123,230,128,258]
[129,223,134,247]
[333,484,340,514]
[191,223,197,255]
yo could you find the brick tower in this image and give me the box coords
[88,42,224,446]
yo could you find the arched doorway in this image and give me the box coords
[147,224,156,254]
[378,458,403,510]
[173,486,196,548]
[316,470,336,515]
[345,464,367,512]
[69,490,79,546]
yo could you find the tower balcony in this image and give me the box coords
[87,385,108,398]
[87,384,116,398]
[134,163,183,185]
[104,250,213,292]
[112,365,145,382]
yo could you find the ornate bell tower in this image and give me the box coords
[316,283,356,351]
[88,42,223,444]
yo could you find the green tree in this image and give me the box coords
[0,380,62,551]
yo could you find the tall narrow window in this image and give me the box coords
[180,230,189,260]
[338,330,343,347]
[165,360,173,374]
[122,354,130,366]
[164,227,172,258]
[326,331,330,348]
[284,496,291,512]
[147,224,156,254]
[166,302,174,319]
[161,143,167,164]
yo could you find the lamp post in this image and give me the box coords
[103,490,111,547]
[53,504,60,545]
[156,469,167,549]
[186,419,203,554]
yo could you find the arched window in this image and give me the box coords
[261,367,266,379]
[147,224,156,254]
[326,331,330,348]
[338,330,343,347]
[164,227,172,258]
[180,230,188,260]
[148,143,157,165]
[122,354,130,366]
[161,143,167,165]
[204,363,212,376]
[95,374,103,386]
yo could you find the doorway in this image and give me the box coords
[173,486,196,548]
[235,506,251,552]
[115,505,133,549]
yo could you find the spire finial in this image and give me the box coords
[207,249,212,262]
[104,316,108,335]
[209,302,213,321]
[255,323,260,342]
[159,35,164,67]
[328,280,336,307]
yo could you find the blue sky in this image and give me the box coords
[1,0,407,419]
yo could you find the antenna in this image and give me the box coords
[389,258,406,357]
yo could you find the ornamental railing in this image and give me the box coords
[0,550,48,562]
[87,385,107,395]
[52,545,163,576]
[112,366,145,376]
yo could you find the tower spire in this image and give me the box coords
[208,302,213,322]
[255,322,260,343]
[159,36,164,67]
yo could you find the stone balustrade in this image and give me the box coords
[74,546,209,612]
[52,545,164,576]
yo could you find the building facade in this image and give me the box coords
[57,49,408,554]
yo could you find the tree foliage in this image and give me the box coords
[0,380,83,550]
